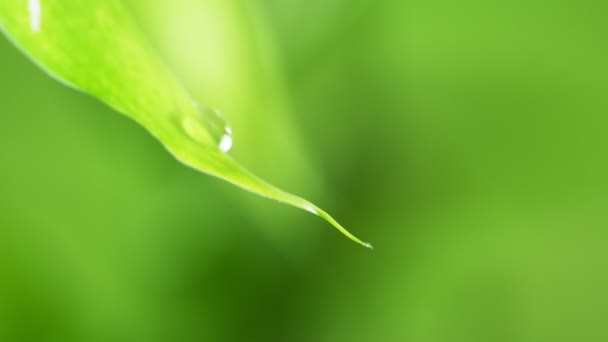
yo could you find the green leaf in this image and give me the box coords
[0,0,371,248]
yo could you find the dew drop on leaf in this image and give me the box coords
[183,102,233,153]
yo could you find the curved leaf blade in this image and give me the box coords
[0,0,371,248]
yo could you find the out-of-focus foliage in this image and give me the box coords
[1,0,607,341]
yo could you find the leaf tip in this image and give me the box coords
[312,205,372,249]
[362,241,374,250]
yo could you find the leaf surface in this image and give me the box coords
[0,0,371,248]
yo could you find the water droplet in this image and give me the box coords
[183,102,233,152]
[28,0,41,33]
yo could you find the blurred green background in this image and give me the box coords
[1,0,607,341]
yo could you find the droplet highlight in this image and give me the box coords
[218,129,233,153]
